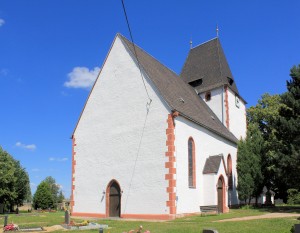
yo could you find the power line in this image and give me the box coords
[120,0,152,214]
[121,0,152,103]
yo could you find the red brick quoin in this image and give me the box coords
[165,112,178,216]
[70,136,76,214]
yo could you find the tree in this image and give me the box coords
[12,160,31,207]
[0,147,31,211]
[33,181,54,209]
[247,94,284,194]
[43,176,59,208]
[237,139,254,203]
[237,123,264,204]
[275,65,300,196]
[33,176,64,210]
[0,148,17,210]
[57,190,65,204]
[246,64,300,202]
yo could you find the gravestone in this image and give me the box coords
[4,215,8,227]
[64,210,70,224]
[203,229,218,233]
[294,224,300,233]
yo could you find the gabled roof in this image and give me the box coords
[203,154,226,174]
[118,34,237,143]
[180,38,240,96]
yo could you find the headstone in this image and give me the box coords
[4,215,8,227]
[64,210,70,224]
[294,224,300,233]
[203,229,218,233]
[99,227,104,233]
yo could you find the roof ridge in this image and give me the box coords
[118,34,179,77]
[191,37,218,50]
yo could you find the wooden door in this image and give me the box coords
[109,181,121,217]
[217,178,224,213]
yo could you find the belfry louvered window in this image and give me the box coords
[188,137,196,188]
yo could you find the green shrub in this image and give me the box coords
[287,189,300,205]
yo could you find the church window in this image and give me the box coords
[188,137,196,188]
[235,95,240,108]
[205,92,211,101]
[227,154,233,190]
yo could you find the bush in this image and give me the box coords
[287,189,300,205]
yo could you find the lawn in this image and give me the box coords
[0,207,299,233]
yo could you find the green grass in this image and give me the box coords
[0,212,65,228]
[0,207,299,233]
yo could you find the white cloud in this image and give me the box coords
[64,66,100,89]
[0,19,5,27]
[16,141,36,151]
[30,182,36,187]
[49,157,68,162]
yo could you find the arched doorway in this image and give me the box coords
[217,176,225,213]
[106,180,121,217]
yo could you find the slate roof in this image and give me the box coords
[118,34,237,143]
[180,38,240,96]
[203,155,225,174]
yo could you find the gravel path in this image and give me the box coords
[215,213,300,222]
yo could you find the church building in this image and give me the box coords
[70,33,247,220]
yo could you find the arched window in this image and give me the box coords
[227,154,233,190]
[188,137,196,188]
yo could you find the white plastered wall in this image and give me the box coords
[72,36,170,215]
[227,88,247,140]
[200,87,224,124]
[174,116,239,214]
[200,86,247,140]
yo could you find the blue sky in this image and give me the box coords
[0,1,299,199]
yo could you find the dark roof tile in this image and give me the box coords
[181,38,240,96]
[203,155,224,174]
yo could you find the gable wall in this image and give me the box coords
[174,116,239,214]
[72,37,171,217]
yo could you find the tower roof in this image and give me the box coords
[180,38,240,96]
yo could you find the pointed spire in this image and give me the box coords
[216,24,219,38]
[190,35,193,49]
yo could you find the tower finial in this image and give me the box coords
[190,39,193,49]
[216,24,219,38]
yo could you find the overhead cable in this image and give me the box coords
[121,0,152,104]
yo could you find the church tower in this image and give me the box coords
[181,38,247,140]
